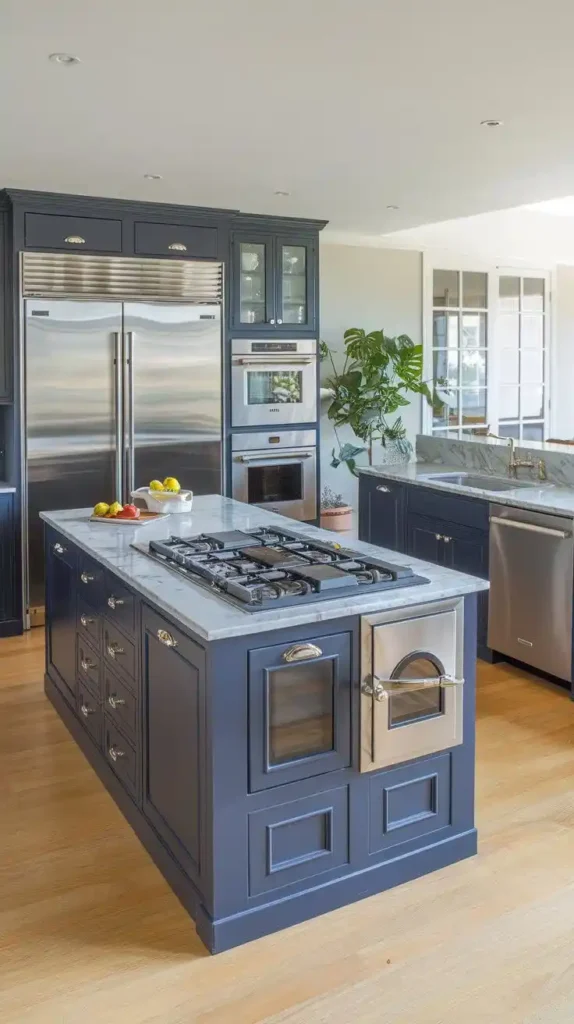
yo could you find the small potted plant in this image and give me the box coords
[320,486,353,532]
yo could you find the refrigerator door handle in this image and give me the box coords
[113,332,123,503]
[124,330,135,498]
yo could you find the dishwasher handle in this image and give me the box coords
[490,515,571,540]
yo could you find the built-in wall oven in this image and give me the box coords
[231,339,317,427]
[360,597,464,771]
[231,430,317,521]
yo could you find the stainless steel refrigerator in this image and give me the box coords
[23,253,223,624]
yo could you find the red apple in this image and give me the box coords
[116,504,140,519]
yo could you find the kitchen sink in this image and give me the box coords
[421,472,542,492]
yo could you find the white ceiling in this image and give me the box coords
[3,0,574,237]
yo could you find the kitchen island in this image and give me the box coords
[42,496,487,953]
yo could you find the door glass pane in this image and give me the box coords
[461,388,486,425]
[246,369,303,405]
[522,386,544,419]
[461,349,486,387]
[433,312,458,347]
[433,348,458,386]
[498,314,519,347]
[388,656,443,727]
[462,272,487,309]
[433,388,459,428]
[521,348,544,385]
[240,243,266,324]
[281,245,307,324]
[248,463,302,505]
[498,423,520,439]
[500,348,519,385]
[500,386,520,420]
[523,278,545,312]
[522,315,544,349]
[461,312,486,347]
[268,661,334,765]
[433,270,459,307]
[523,423,544,441]
[499,276,520,312]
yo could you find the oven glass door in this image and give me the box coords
[361,604,464,771]
[247,459,303,507]
[232,358,317,426]
[233,448,317,520]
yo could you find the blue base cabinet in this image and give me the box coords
[358,475,406,551]
[43,525,478,954]
[0,492,20,636]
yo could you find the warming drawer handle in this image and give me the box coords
[237,451,312,463]
[157,628,178,648]
[362,674,464,698]
[283,643,323,663]
[490,515,571,539]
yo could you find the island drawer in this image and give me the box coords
[77,634,101,699]
[77,599,101,648]
[104,667,138,746]
[103,619,136,684]
[104,720,138,801]
[407,486,489,531]
[77,681,103,749]
[134,220,219,259]
[25,212,123,253]
[78,554,105,609]
[104,574,136,638]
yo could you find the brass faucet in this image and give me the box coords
[486,431,547,481]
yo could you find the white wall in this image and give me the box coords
[553,264,574,440]
[319,244,423,506]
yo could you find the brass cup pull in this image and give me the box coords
[282,642,322,663]
[64,234,86,244]
[107,596,125,610]
[80,703,94,717]
[157,629,178,648]
[53,542,66,555]
[106,642,124,659]
[80,572,95,584]
[108,745,125,762]
[80,614,94,628]
[107,694,126,709]
[168,242,187,251]
[80,657,96,673]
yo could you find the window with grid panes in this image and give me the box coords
[431,270,488,438]
[497,276,546,442]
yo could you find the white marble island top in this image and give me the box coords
[40,496,488,641]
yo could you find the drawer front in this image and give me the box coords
[78,554,105,609]
[368,753,452,855]
[407,486,488,531]
[103,619,136,683]
[77,599,101,648]
[77,681,102,748]
[104,574,135,637]
[77,634,101,699]
[103,667,138,745]
[104,720,138,800]
[25,212,122,252]
[248,785,350,896]
[134,221,218,259]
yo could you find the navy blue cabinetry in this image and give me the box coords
[358,475,405,551]
[45,530,78,705]
[0,492,18,633]
[231,229,318,333]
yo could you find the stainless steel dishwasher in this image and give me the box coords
[488,504,574,681]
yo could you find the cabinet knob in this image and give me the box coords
[168,242,187,252]
[80,614,95,628]
[64,234,85,244]
[107,694,126,709]
[107,596,125,610]
[376,485,391,493]
[157,628,178,648]
[277,318,283,324]
[282,642,322,663]
[106,642,124,660]
[80,703,95,717]
[108,745,125,762]
[269,318,276,325]
[435,534,443,541]
[80,657,96,673]
[80,572,95,584]
[443,535,452,543]
[53,542,66,555]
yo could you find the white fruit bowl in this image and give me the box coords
[131,487,193,514]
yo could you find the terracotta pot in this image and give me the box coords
[320,506,353,532]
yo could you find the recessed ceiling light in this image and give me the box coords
[386,204,399,210]
[49,53,80,65]
[274,190,290,196]
[143,174,162,181]
[480,119,503,127]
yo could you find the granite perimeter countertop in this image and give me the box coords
[41,496,488,641]
[359,463,574,517]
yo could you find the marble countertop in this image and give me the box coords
[359,463,574,517]
[40,496,488,642]
[0,482,16,493]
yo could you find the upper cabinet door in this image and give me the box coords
[275,236,316,331]
[232,233,274,329]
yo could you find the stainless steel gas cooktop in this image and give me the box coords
[142,527,429,612]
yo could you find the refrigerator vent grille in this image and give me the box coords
[22,253,223,302]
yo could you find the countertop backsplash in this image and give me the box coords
[416,434,574,487]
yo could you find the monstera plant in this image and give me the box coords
[321,328,442,476]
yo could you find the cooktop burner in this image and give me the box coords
[142,526,429,612]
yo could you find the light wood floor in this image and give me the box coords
[2,632,574,1024]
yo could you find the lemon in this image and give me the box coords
[93,501,110,517]
[108,501,123,517]
[149,479,165,492]
[163,477,181,493]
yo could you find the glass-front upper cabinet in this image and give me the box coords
[231,232,316,332]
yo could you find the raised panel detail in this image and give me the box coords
[368,753,452,855]
[25,212,122,253]
[248,786,349,895]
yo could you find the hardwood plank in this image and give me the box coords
[1,634,573,1023]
